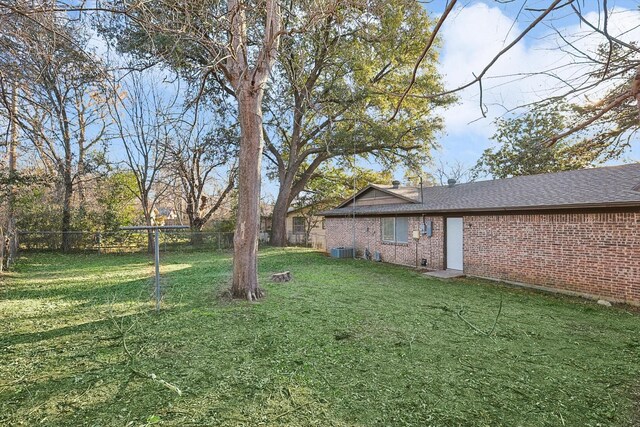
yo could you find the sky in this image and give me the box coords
[423,0,640,179]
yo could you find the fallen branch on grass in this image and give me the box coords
[129,368,183,396]
[488,297,503,336]
[107,304,182,396]
[0,376,26,388]
[457,296,503,336]
[272,402,312,421]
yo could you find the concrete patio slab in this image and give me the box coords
[425,269,465,279]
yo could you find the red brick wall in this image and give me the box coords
[464,212,640,305]
[326,211,640,305]
[325,216,444,269]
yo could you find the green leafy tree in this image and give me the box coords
[97,171,140,232]
[266,0,453,246]
[472,104,607,180]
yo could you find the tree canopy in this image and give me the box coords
[472,104,610,179]
[264,0,454,245]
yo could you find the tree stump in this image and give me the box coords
[271,271,292,283]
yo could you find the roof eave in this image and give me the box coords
[321,201,640,217]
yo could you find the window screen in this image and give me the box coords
[395,217,408,243]
[381,217,395,242]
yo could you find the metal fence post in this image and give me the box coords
[154,228,161,311]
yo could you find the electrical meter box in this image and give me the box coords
[420,220,433,237]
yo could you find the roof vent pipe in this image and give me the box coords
[447,178,457,187]
[391,180,401,189]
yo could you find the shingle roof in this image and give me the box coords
[321,163,640,216]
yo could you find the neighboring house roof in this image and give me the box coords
[335,184,420,208]
[321,163,640,216]
[287,205,309,214]
[287,203,331,215]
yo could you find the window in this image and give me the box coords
[395,217,408,243]
[382,218,395,242]
[293,217,305,234]
[381,217,408,243]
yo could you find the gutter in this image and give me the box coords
[320,201,640,217]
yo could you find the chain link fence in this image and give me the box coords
[18,230,235,253]
[16,230,327,254]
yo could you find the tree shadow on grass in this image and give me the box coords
[1,277,153,305]
[0,309,157,348]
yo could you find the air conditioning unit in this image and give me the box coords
[330,247,354,258]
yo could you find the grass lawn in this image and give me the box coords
[1,248,639,426]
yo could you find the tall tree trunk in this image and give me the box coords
[270,185,292,247]
[190,220,204,246]
[7,86,17,232]
[2,86,18,271]
[270,156,326,247]
[231,88,264,300]
[143,205,154,254]
[60,90,74,253]
[61,175,73,252]
[77,144,86,214]
[186,197,198,245]
[147,229,154,254]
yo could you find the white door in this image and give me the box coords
[446,217,464,270]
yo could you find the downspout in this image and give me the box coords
[419,175,426,269]
[352,140,356,259]
[352,170,356,259]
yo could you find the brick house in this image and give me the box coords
[321,164,640,305]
